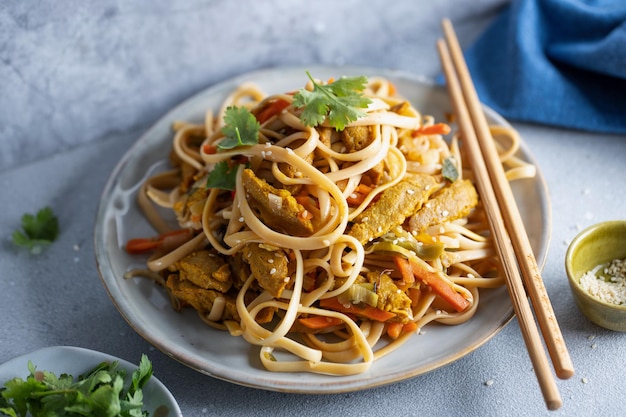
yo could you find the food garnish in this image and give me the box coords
[293,71,372,130]
[0,355,154,417]
[218,105,260,150]
[206,160,240,191]
[205,105,259,190]
[11,207,59,254]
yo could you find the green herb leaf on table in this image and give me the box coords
[11,206,59,254]
[293,71,372,131]
[0,355,154,417]
[219,106,260,150]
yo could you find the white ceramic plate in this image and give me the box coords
[0,346,182,416]
[94,66,551,393]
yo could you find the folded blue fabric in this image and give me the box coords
[462,0,626,134]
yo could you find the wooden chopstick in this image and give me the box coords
[437,22,563,411]
[440,18,574,381]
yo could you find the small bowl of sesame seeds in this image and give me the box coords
[565,220,626,331]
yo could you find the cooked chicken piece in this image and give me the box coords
[341,125,375,152]
[348,173,439,244]
[242,168,314,236]
[365,271,412,323]
[173,185,209,229]
[171,250,232,293]
[166,274,239,321]
[243,243,293,298]
[408,179,478,233]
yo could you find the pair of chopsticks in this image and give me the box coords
[437,19,574,411]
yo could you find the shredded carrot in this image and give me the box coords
[319,297,395,322]
[255,98,290,124]
[202,144,217,154]
[298,315,344,330]
[402,321,418,334]
[393,256,415,285]
[407,257,469,312]
[346,184,374,206]
[412,123,451,137]
[125,229,191,255]
[386,322,404,339]
[407,287,422,308]
[386,321,418,339]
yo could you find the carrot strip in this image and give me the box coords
[346,184,374,206]
[255,98,290,124]
[408,257,469,312]
[393,256,415,285]
[125,229,191,255]
[386,322,404,339]
[319,297,395,322]
[412,123,451,137]
[298,315,344,330]
[202,144,217,154]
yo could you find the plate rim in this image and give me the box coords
[93,65,552,393]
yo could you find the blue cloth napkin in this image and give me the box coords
[462,0,626,134]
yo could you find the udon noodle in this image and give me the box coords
[124,74,535,375]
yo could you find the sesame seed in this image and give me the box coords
[265,142,272,148]
[581,377,588,384]
[362,217,369,222]
[350,193,358,199]
[261,151,266,158]
[406,189,415,195]
[323,239,331,246]
[484,379,494,387]
[284,276,290,282]
[266,150,272,156]
[442,210,449,217]
[267,258,274,264]
[239,217,244,223]
[270,268,277,275]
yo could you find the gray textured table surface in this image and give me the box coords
[2,1,626,416]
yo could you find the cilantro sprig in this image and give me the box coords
[293,71,372,131]
[11,207,59,254]
[206,106,259,190]
[0,355,154,417]
[218,106,260,150]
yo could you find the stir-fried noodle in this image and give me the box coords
[124,75,535,375]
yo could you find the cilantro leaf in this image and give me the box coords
[293,71,372,131]
[219,106,260,150]
[206,161,240,191]
[11,207,59,254]
[442,156,459,182]
[0,357,154,417]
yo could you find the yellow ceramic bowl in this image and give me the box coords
[565,220,626,331]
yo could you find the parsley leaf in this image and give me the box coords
[292,71,372,131]
[219,106,260,150]
[0,355,154,417]
[206,161,240,191]
[11,207,59,254]
[442,156,459,182]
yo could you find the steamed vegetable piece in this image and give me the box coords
[0,355,154,417]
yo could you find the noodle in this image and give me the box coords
[124,74,535,375]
